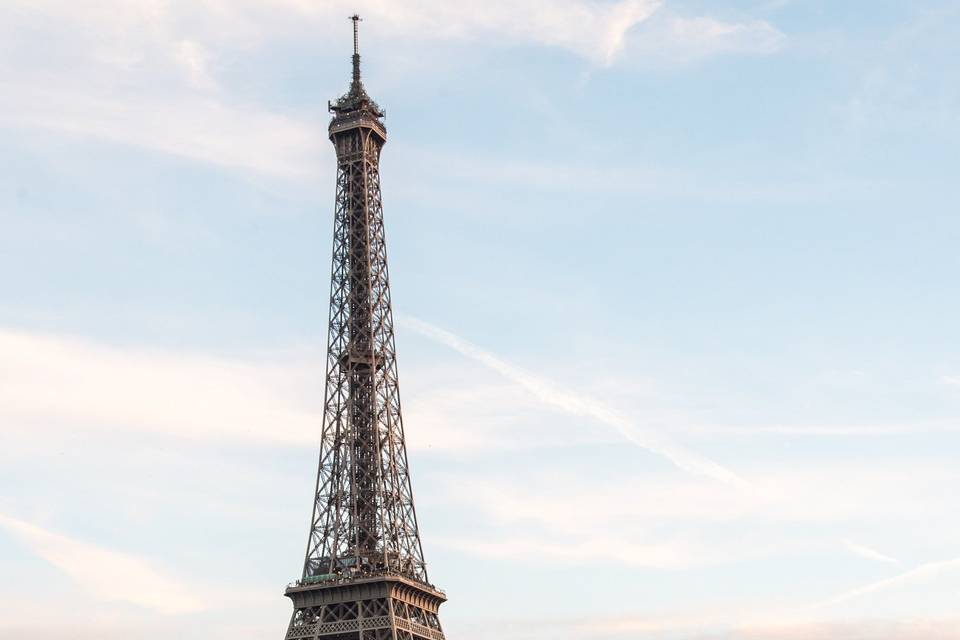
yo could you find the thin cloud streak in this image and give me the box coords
[0,0,784,176]
[0,326,524,453]
[347,0,664,65]
[843,540,901,565]
[627,14,785,64]
[0,83,325,177]
[0,327,321,446]
[400,316,747,487]
[806,555,960,611]
[433,534,704,569]
[0,0,325,177]
[677,421,960,437]
[0,514,204,614]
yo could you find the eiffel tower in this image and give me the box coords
[283,15,448,640]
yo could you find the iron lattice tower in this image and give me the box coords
[283,16,447,640]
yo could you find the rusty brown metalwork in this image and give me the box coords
[283,16,447,640]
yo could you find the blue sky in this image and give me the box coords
[2,1,960,638]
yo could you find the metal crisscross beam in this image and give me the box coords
[284,15,447,640]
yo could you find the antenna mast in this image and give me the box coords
[350,14,362,84]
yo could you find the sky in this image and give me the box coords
[1,0,960,638]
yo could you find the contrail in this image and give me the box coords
[843,539,901,566]
[807,555,960,611]
[399,316,747,488]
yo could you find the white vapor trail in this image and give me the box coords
[400,316,747,487]
[843,539,901,565]
[809,555,960,611]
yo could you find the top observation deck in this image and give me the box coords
[328,14,386,141]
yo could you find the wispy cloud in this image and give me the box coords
[0,83,325,176]
[0,327,320,446]
[278,0,783,66]
[806,555,960,611]
[391,147,882,208]
[435,534,704,569]
[677,421,960,437]
[631,15,786,63]
[0,326,534,453]
[941,375,960,388]
[423,461,958,577]
[319,0,665,66]
[0,514,204,614]
[842,5,960,139]
[436,462,957,531]
[0,0,784,175]
[843,539,900,565]
[400,316,746,486]
[0,0,324,176]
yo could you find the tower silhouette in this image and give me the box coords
[283,16,448,640]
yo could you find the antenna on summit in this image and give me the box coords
[329,12,383,118]
[350,14,362,56]
[349,14,362,84]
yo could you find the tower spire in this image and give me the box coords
[350,14,361,85]
[329,13,383,118]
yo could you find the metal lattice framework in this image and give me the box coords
[284,16,447,640]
